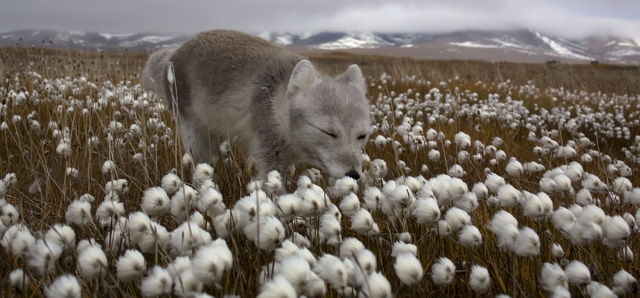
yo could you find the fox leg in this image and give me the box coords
[176,117,220,166]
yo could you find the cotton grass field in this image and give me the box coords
[1,46,640,297]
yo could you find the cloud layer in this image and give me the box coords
[1,0,639,38]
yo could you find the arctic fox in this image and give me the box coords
[142,30,370,180]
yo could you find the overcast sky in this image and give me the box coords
[1,0,639,38]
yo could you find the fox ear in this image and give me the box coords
[287,60,319,96]
[339,64,366,94]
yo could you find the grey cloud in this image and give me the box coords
[0,0,638,38]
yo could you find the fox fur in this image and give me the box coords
[142,30,370,180]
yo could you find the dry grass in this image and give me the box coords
[1,46,639,297]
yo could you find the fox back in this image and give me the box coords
[142,30,370,180]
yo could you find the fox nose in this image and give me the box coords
[345,170,360,180]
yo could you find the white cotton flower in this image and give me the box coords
[314,254,348,290]
[495,150,507,161]
[0,180,6,199]
[161,172,183,195]
[564,260,590,285]
[551,243,564,259]
[141,266,172,297]
[275,240,301,262]
[141,186,170,216]
[45,274,81,298]
[181,152,194,168]
[459,225,483,247]
[447,164,466,177]
[10,227,35,258]
[582,173,608,193]
[523,161,545,174]
[350,208,379,236]
[9,268,30,290]
[243,215,285,251]
[472,182,489,199]
[170,185,198,223]
[602,215,631,247]
[454,132,471,149]
[340,237,365,259]
[353,249,377,278]
[553,174,572,193]
[541,262,568,292]
[339,193,361,217]
[1,202,19,226]
[167,256,191,278]
[192,163,214,186]
[319,213,342,245]
[391,241,417,257]
[539,177,557,193]
[587,281,616,298]
[551,286,571,298]
[65,167,80,179]
[394,253,423,286]
[505,158,524,177]
[363,187,384,210]
[444,207,470,232]
[274,194,301,220]
[411,197,440,225]
[579,204,606,225]
[513,227,540,257]
[105,179,129,195]
[258,275,297,298]
[172,221,212,256]
[96,199,125,229]
[496,184,520,207]
[523,193,545,219]
[196,186,225,217]
[612,269,637,295]
[77,244,108,280]
[551,207,576,230]
[469,265,491,294]
[330,176,358,197]
[432,220,452,238]
[264,170,285,195]
[116,249,147,283]
[288,232,312,249]
[624,188,640,206]
[279,255,313,293]
[455,191,478,213]
[56,142,72,157]
[173,268,204,296]
[101,160,116,175]
[297,188,328,217]
[359,271,392,298]
[388,184,415,209]
[431,257,456,286]
[45,223,76,254]
[76,238,100,255]
[576,188,593,206]
[28,239,62,276]
[428,149,441,162]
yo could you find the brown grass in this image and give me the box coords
[1,46,639,297]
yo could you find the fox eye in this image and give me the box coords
[357,134,367,140]
[320,129,337,139]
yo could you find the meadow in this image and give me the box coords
[1,45,639,297]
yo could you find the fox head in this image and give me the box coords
[287,60,371,180]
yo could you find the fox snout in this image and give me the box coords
[345,169,360,180]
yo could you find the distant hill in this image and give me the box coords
[2,29,639,65]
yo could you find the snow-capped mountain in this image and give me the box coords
[1,29,639,64]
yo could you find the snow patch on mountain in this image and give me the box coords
[315,32,393,49]
[534,32,592,60]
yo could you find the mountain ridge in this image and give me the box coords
[2,29,639,65]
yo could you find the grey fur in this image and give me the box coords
[142,30,370,179]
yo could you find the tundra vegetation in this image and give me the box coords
[0,46,639,297]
